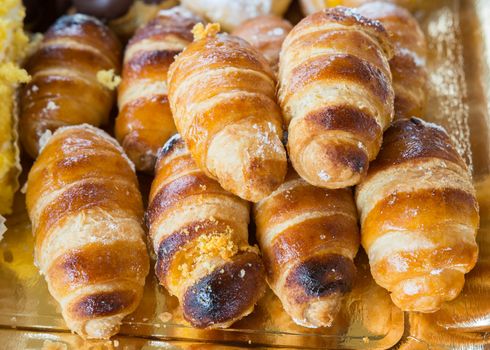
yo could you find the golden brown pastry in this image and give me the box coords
[232,15,292,74]
[168,24,287,202]
[299,0,423,15]
[254,168,359,328]
[26,124,149,339]
[180,0,292,31]
[357,1,427,119]
[356,118,479,313]
[20,14,121,158]
[115,7,201,172]
[278,7,394,189]
[146,135,266,328]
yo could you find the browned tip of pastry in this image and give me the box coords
[285,254,356,327]
[182,252,266,328]
[192,22,220,41]
[390,268,466,313]
[288,255,356,298]
[68,289,139,338]
[206,127,287,202]
[153,133,185,174]
[72,290,137,317]
[157,133,184,160]
[289,133,369,189]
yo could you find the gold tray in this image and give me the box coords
[1,0,490,348]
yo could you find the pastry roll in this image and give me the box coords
[180,0,292,31]
[115,7,201,172]
[300,0,423,15]
[357,1,427,119]
[26,125,149,339]
[232,15,292,74]
[356,118,479,312]
[147,135,266,328]
[168,24,287,202]
[20,14,121,158]
[278,7,394,189]
[254,168,359,328]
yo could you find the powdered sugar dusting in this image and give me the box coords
[38,129,53,153]
[397,47,426,67]
[318,170,330,181]
[252,122,283,159]
[388,254,408,272]
[430,268,443,276]
[403,280,421,295]
[423,120,449,134]
[46,101,58,110]
[333,6,385,33]
[267,27,286,37]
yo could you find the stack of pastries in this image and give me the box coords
[0,0,478,340]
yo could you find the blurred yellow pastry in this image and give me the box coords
[0,0,29,216]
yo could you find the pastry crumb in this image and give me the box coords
[192,23,220,41]
[0,62,30,84]
[46,100,58,110]
[96,69,121,90]
[363,336,370,344]
[177,263,190,278]
[113,340,119,347]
